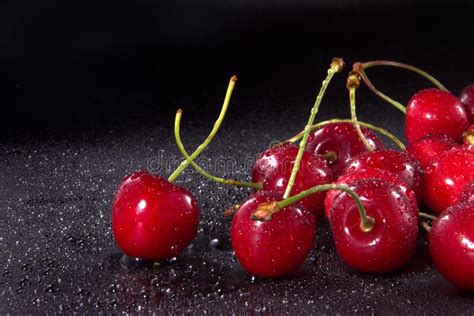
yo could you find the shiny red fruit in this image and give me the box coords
[460,83,474,123]
[329,179,418,273]
[405,88,469,144]
[252,143,294,184]
[231,191,315,278]
[305,123,384,177]
[406,134,458,171]
[324,169,418,218]
[259,145,332,216]
[458,181,474,205]
[112,170,199,261]
[343,149,423,204]
[424,147,474,214]
[429,202,474,291]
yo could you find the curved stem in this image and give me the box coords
[253,184,375,232]
[419,212,436,221]
[173,109,262,189]
[283,58,344,199]
[168,75,237,182]
[348,73,374,151]
[284,118,406,150]
[362,60,448,91]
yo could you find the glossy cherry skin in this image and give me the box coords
[405,88,469,144]
[406,134,458,172]
[343,149,423,204]
[305,123,384,177]
[424,147,474,214]
[112,170,199,261]
[429,202,474,291]
[329,179,418,273]
[458,181,474,205]
[460,83,474,123]
[259,145,333,216]
[324,169,418,218]
[231,191,315,278]
[252,143,294,185]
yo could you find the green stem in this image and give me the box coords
[353,60,449,114]
[349,85,374,151]
[168,75,237,182]
[173,108,262,189]
[256,184,375,232]
[282,58,344,199]
[419,212,436,221]
[284,118,406,150]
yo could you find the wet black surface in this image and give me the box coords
[2,1,474,314]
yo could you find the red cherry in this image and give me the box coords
[257,145,333,216]
[460,83,474,123]
[405,88,469,144]
[406,134,458,171]
[458,181,474,205]
[231,191,315,278]
[424,147,474,214]
[304,123,384,177]
[343,149,423,204]
[324,169,418,218]
[429,202,474,291]
[251,143,294,184]
[112,170,199,261]
[329,179,418,273]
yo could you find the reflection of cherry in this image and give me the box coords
[329,179,418,273]
[424,147,474,214]
[112,171,199,261]
[343,149,423,204]
[406,134,458,171]
[231,191,315,278]
[324,169,418,218]
[429,202,474,291]
[406,89,469,144]
[460,83,474,123]
[259,145,333,216]
[305,123,384,177]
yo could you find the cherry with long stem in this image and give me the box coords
[353,60,448,113]
[283,58,345,199]
[253,183,375,232]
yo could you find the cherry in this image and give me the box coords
[460,83,474,123]
[458,181,474,205]
[258,144,333,216]
[231,191,315,278]
[251,143,294,185]
[112,171,199,261]
[405,88,469,144]
[406,134,458,171]
[343,149,423,204]
[329,178,418,273]
[424,147,474,214]
[324,169,418,218]
[304,122,384,177]
[429,202,474,291]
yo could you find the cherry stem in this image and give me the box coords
[283,118,406,150]
[348,72,374,152]
[168,75,237,182]
[173,108,263,189]
[463,130,474,145]
[282,58,345,199]
[421,221,432,233]
[353,60,448,114]
[253,183,375,233]
[419,212,436,221]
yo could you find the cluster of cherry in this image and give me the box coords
[111,58,474,291]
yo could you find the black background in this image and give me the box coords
[1,0,474,314]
